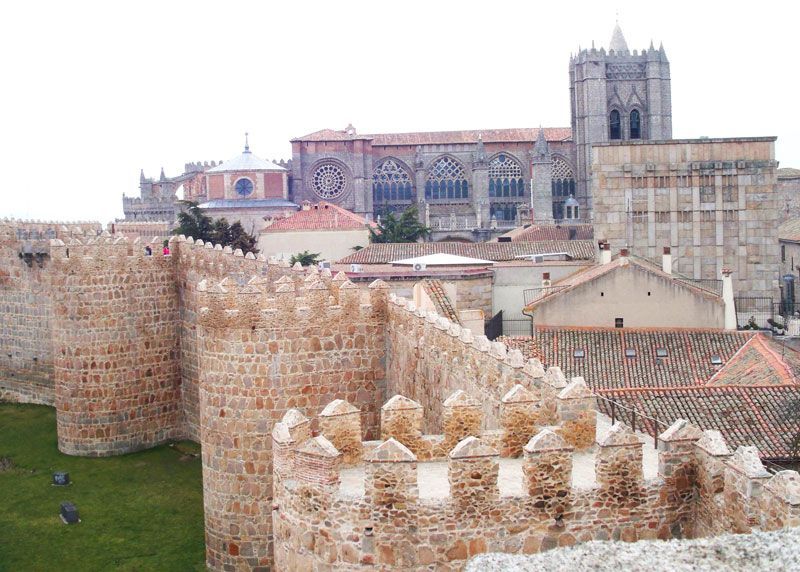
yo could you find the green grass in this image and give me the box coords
[0,403,206,571]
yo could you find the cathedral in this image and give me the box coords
[124,23,672,240]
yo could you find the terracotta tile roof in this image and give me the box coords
[524,254,722,310]
[263,202,373,232]
[422,279,460,324]
[499,224,594,242]
[292,127,573,145]
[503,328,800,460]
[599,386,800,461]
[336,240,596,264]
[779,218,800,243]
[505,328,755,391]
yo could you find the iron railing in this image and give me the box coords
[523,285,569,306]
[676,278,723,296]
[595,394,669,449]
[430,217,478,231]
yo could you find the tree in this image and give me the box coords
[173,201,259,254]
[369,206,430,243]
[174,201,213,242]
[289,250,321,267]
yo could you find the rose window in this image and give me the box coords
[311,163,347,199]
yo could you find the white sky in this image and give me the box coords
[1,0,797,223]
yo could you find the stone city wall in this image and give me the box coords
[0,220,101,405]
[197,274,390,570]
[273,392,800,571]
[386,294,553,434]
[50,235,183,456]
[173,236,298,441]
[271,389,675,571]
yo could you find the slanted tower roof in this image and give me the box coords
[609,22,629,53]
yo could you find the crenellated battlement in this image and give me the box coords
[272,391,800,570]
[197,272,389,329]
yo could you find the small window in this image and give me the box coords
[573,349,586,359]
[625,348,636,358]
[710,355,723,366]
[601,292,605,297]
[630,110,641,139]
[647,291,651,296]
[610,110,622,140]
[782,244,786,263]
[656,348,668,358]
[615,317,623,328]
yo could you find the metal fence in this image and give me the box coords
[734,296,774,330]
[772,302,800,335]
[523,285,569,306]
[484,311,533,340]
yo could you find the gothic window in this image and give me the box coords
[311,163,347,199]
[490,203,517,222]
[372,159,414,209]
[551,158,576,220]
[610,109,622,140]
[488,154,525,199]
[425,156,469,201]
[630,109,641,139]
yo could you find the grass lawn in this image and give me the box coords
[0,403,206,571]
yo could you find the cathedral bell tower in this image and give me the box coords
[569,22,672,213]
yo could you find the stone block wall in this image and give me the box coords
[0,220,101,405]
[50,236,183,456]
[198,274,389,570]
[386,295,547,434]
[274,398,800,571]
[592,138,780,298]
[272,393,694,571]
[173,236,296,441]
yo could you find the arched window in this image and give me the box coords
[372,159,414,215]
[609,110,622,140]
[630,109,641,139]
[551,158,577,221]
[425,157,469,201]
[489,154,525,201]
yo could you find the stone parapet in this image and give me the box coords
[555,376,596,450]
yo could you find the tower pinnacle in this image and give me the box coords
[244,132,250,153]
[609,22,629,53]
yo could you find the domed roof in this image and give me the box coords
[207,136,286,173]
[609,22,629,53]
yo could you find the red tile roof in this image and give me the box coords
[778,218,800,243]
[422,279,460,324]
[502,328,800,460]
[263,202,373,232]
[292,127,573,145]
[336,240,596,264]
[499,224,594,242]
[601,385,800,461]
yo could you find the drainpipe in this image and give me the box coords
[722,268,736,331]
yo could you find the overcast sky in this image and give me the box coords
[1,0,797,223]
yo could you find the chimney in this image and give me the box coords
[722,268,736,330]
[542,272,552,288]
[620,248,629,258]
[662,246,672,274]
[599,242,612,265]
